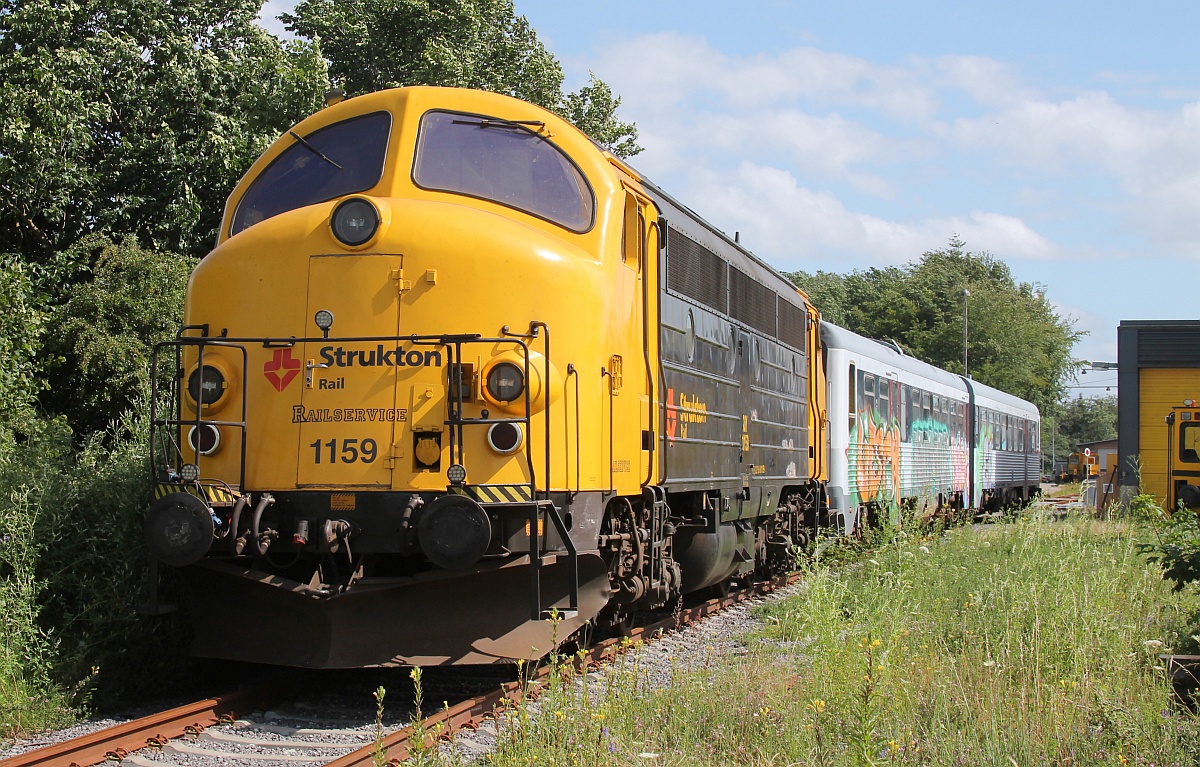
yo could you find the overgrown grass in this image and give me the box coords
[1045,481,1083,497]
[1,405,191,743]
[482,518,1200,766]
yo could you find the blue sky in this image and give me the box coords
[261,1,1200,395]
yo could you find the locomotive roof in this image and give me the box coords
[632,173,812,312]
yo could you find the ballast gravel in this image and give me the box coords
[444,580,811,764]
[0,581,809,767]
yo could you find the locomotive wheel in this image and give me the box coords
[708,576,735,599]
[597,606,636,637]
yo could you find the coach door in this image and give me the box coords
[296,254,403,488]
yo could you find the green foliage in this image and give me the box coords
[489,520,1200,766]
[789,237,1081,415]
[1140,504,1200,592]
[0,405,190,730]
[0,420,75,740]
[36,236,194,440]
[560,73,642,158]
[0,0,330,261]
[1047,394,1117,464]
[283,0,641,156]
[0,259,46,436]
[284,0,561,105]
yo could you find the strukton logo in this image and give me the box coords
[264,348,301,391]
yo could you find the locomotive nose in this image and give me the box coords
[416,495,492,570]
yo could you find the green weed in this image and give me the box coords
[483,518,1200,766]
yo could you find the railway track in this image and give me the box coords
[1,575,796,767]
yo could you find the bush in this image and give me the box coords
[1,404,192,741]
[1140,503,1200,591]
[38,235,193,441]
[0,258,46,436]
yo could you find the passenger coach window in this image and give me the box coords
[232,112,392,236]
[413,111,595,232]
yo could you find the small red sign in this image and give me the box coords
[264,348,301,391]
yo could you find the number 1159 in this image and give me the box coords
[310,438,378,464]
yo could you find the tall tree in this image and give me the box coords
[39,236,195,438]
[283,0,641,157]
[0,0,330,263]
[1052,394,1117,459]
[790,239,1081,415]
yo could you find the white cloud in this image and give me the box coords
[587,31,1200,261]
[257,0,292,38]
[680,162,1059,269]
[930,54,1033,108]
[600,32,941,120]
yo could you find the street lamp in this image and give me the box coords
[962,288,971,378]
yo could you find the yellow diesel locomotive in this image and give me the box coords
[145,87,828,667]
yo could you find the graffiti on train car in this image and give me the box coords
[849,407,901,509]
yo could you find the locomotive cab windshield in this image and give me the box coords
[413,110,595,232]
[231,111,392,236]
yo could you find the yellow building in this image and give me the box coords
[1117,321,1200,509]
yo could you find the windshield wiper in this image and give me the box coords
[452,118,546,133]
[289,131,343,170]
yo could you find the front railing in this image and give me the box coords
[149,321,578,618]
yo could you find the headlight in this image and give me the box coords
[485,362,525,403]
[187,365,227,407]
[487,422,525,455]
[188,424,222,456]
[331,197,380,246]
[177,462,201,483]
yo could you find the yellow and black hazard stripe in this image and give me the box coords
[155,483,241,504]
[467,484,533,504]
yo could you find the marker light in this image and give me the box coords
[485,362,525,403]
[447,463,467,485]
[188,424,222,456]
[487,422,525,455]
[331,197,379,246]
[1185,399,1196,407]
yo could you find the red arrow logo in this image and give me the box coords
[264,348,301,391]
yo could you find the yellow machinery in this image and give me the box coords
[1165,400,1200,510]
[143,87,828,667]
[1115,321,1200,509]
[1057,450,1098,483]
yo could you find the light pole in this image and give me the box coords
[962,288,970,378]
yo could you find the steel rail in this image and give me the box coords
[0,687,276,767]
[0,574,799,767]
[330,573,800,766]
